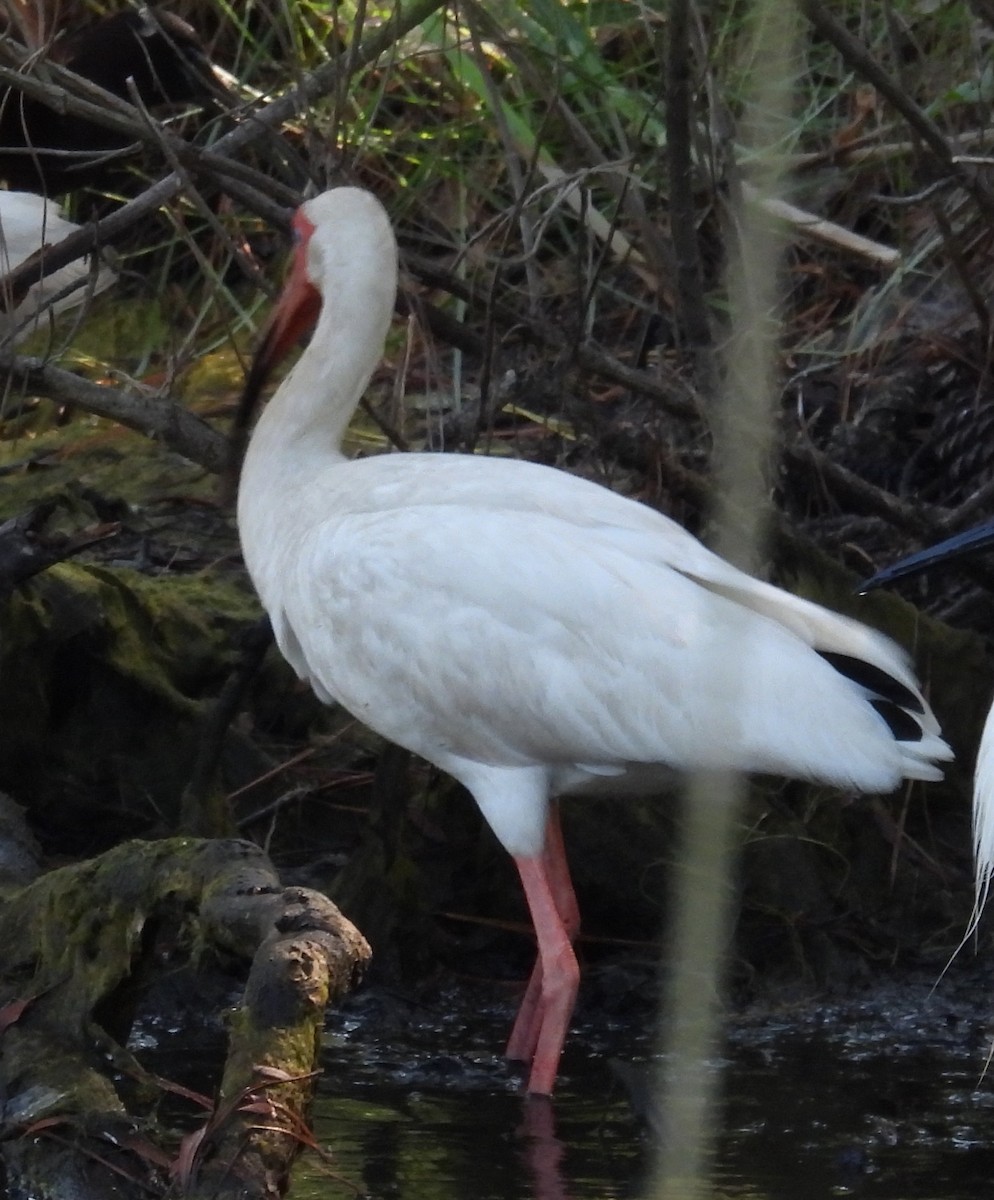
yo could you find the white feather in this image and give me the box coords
[973,696,994,921]
[238,187,952,861]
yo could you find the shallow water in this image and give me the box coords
[286,970,994,1199]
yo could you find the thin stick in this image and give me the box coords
[649,1,796,1194]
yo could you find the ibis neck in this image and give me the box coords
[237,310,381,613]
[254,314,379,466]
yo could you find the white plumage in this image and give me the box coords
[0,191,113,345]
[975,701,994,914]
[237,186,952,1094]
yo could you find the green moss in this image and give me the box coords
[177,342,247,402]
[0,562,264,840]
[0,415,213,515]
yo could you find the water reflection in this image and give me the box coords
[518,1098,572,1200]
[287,970,994,1200]
[287,983,645,1199]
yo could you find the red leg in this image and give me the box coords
[543,802,580,939]
[505,957,544,1065]
[505,803,580,1095]
[506,804,580,1065]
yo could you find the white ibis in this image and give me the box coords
[235,186,953,1095]
[863,527,994,917]
[0,191,113,345]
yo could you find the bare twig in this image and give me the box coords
[0,353,227,470]
[747,185,901,268]
[404,251,702,422]
[798,0,994,223]
[0,1,449,460]
[666,0,719,401]
[0,0,448,297]
[651,1,798,1190]
[786,439,943,534]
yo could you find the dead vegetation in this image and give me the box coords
[2,0,994,1190]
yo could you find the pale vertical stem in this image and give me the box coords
[649,1,799,1196]
[652,767,747,1197]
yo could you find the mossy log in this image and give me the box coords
[0,557,281,843]
[0,835,370,1199]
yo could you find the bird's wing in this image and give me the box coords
[459,455,933,708]
[270,462,944,792]
[299,452,932,710]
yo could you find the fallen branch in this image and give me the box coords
[0,837,371,1200]
[0,352,228,471]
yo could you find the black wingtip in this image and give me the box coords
[818,650,925,716]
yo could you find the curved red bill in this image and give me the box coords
[223,208,321,498]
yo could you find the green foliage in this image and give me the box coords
[13,0,990,413]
